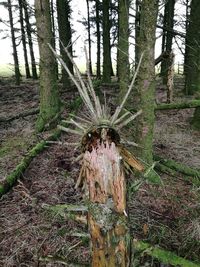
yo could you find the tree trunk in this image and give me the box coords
[135,0,141,68]
[86,0,93,75]
[82,127,130,266]
[56,0,73,87]
[96,0,101,79]
[185,0,200,95]
[102,0,111,83]
[18,0,31,79]
[23,0,38,79]
[50,0,58,79]
[133,0,158,164]
[118,0,129,100]
[160,0,175,85]
[7,0,21,85]
[183,0,190,77]
[35,0,61,132]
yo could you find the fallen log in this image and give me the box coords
[0,97,82,197]
[156,100,200,110]
[0,107,39,123]
[133,240,200,267]
[154,155,200,186]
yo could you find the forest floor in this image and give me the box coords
[0,76,200,267]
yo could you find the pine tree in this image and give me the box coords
[35,0,61,132]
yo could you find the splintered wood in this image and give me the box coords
[84,141,126,213]
[81,128,130,267]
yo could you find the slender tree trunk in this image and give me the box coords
[183,0,190,77]
[102,0,111,83]
[160,0,175,84]
[56,0,73,86]
[184,0,200,95]
[50,0,58,79]
[96,0,101,79]
[118,0,129,100]
[35,0,61,132]
[86,0,93,75]
[18,0,31,79]
[133,0,158,164]
[23,0,38,79]
[135,0,141,68]
[8,0,21,85]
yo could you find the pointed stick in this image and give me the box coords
[57,125,83,135]
[117,109,142,129]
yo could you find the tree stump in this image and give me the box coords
[82,127,130,267]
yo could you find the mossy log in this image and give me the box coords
[154,155,200,186]
[156,100,200,110]
[133,240,200,267]
[0,107,39,123]
[0,97,82,197]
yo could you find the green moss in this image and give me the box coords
[134,241,200,267]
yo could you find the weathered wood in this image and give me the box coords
[156,99,200,110]
[81,128,130,267]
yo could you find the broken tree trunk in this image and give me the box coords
[82,127,130,267]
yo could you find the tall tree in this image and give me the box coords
[50,0,58,79]
[133,0,159,163]
[18,0,31,79]
[118,0,129,99]
[185,0,200,129]
[95,0,101,79]
[135,0,141,67]
[184,0,200,95]
[23,0,38,79]
[7,0,21,85]
[56,0,73,86]
[102,0,111,83]
[160,0,175,84]
[35,0,61,132]
[86,0,93,75]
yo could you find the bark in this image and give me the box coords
[118,0,129,100]
[7,0,21,85]
[86,0,93,75]
[102,0,111,83]
[50,0,58,79]
[134,0,141,68]
[82,128,130,266]
[96,0,101,79]
[133,0,158,164]
[191,107,200,129]
[156,99,200,110]
[18,0,31,79]
[23,0,38,79]
[160,0,175,85]
[56,0,73,86]
[183,0,190,76]
[184,0,200,95]
[35,0,61,132]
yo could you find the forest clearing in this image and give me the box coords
[1,0,200,266]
